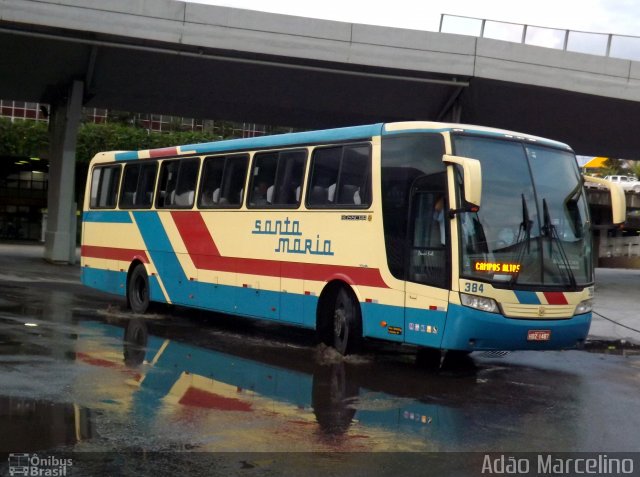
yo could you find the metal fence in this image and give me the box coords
[439,14,640,61]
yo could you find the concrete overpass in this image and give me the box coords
[2,0,640,261]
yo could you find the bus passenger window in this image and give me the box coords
[338,145,371,206]
[248,153,278,207]
[157,159,199,208]
[224,156,248,206]
[308,147,340,207]
[119,164,139,208]
[199,158,225,207]
[137,163,157,207]
[90,165,121,209]
[271,150,306,206]
[119,163,157,209]
[198,155,248,208]
[247,150,307,208]
[307,144,371,208]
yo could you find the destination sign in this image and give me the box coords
[474,261,521,274]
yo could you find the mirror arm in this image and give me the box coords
[448,205,479,219]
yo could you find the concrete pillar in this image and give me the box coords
[44,80,83,264]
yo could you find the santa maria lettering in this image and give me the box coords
[252,218,334,256]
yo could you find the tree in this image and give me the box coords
[601,158,625,177]
[0,118,48,157]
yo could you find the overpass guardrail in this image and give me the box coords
[439,14,640,62]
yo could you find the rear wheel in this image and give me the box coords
[127,264,150,314]
[332,287,362,355]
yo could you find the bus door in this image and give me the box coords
[404,177,450,349]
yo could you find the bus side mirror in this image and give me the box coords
[443,155,482,209]
[583,175,627,224]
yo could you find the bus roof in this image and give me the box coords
[96,121,571,163]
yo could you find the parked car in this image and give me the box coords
[604,175,640,193]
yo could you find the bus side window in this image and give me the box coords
[119,164,140,208]
[199,157,225,207]
[307,147,340,207]
[137,163,157,208]
[307,144,371,208]
[90,165,121,209]
[271,150,307,207]
[223,155,248,206]
[198,155,248,208]
[119,162,157,209]
[338,145,371,206]
[174,159,199,207]
[248,152,278,207]
[156,161,177,208]
[157,159,199,209]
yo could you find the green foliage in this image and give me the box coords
[75,123,224,162]
[1,119,224,162]
[601,158,625,177]
[1,115,298,164]
[0,117,49,157]
[628,161,640,180]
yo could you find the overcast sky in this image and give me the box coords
[186,0,640,36]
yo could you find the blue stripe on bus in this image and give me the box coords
[83,211,132,223]
[514,290,541,305]
[179,124,385,155]
[109,123,569,164]
[361,302,405,343]
[148,274,167,304]
[115,151,140,161]
[81,267,126,296]
[132,211,190,305]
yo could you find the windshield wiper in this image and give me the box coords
[542,198,577,289]
[509,194,533,286]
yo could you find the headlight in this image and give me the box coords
[460,293,499,313]
[574,299,593,315]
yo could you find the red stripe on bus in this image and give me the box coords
[543,292,569,305]
[170,211,389,288]
[149,147,179,158]
[81,245,149,263]
[193,254,389,288]
[171,211,220,257]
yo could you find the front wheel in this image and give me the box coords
[332,288,362,356]
[127,264,150,314]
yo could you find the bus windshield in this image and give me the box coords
[453,135,592,288]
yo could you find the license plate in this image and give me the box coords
[527,330,551,341]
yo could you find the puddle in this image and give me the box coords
[0,396,93,452]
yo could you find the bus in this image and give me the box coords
[81,121,626,358]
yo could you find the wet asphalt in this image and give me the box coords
[0,244,639,476]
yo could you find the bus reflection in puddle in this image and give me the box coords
[74,318,482,451]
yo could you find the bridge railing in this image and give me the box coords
[439,14,640,62]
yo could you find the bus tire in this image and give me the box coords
[127,264,150,314]
[332,287,362,355]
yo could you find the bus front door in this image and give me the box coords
[404,186,450,349]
